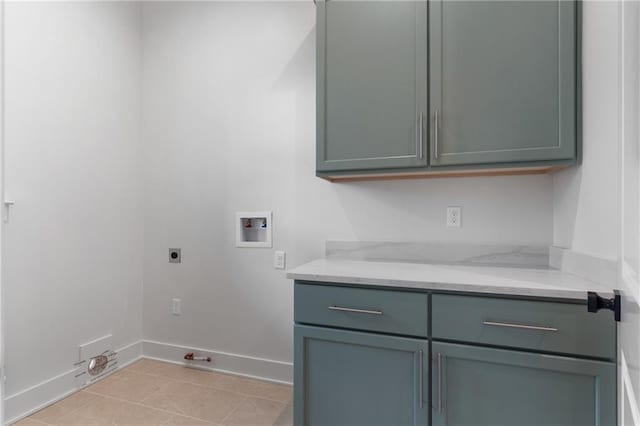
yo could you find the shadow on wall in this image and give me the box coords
[274,26,315,93]
[552,165,582,250]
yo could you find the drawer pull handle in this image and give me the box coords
[419,350,424,409]
[416,112,424,159]
[328,306,383,315]
[434,109,441,159]
[483,321,558,332]
[437,353,443,413]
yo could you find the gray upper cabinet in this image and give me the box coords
[430,0,577,166]
[316,0,580,180]
[316,0,428,172]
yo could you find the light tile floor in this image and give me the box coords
[14,359,293,426]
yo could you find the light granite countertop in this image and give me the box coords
[286,258,614,301]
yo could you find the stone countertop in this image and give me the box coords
[286,258,614,301]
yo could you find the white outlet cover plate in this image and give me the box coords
[274,250,286,269]
[172,298,181,315]
[447,206,462,228]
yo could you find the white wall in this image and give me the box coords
[553,2,620,261]
[0,0,627,420]
[1,0,5,419]
[141,1,554,366]
[3,1,143,397]
[617,2,640,424]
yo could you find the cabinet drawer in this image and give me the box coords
[294,282,428,337]
[432,294,615,359]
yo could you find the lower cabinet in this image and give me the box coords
[294,324,428,426]
[431,342,616,426]
[292,282,617,426]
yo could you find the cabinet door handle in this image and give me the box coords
[328,306,383,315]
[483,321,558,332]
[419,350,424,408]
[417,112,424,159]
[434,109,440,159]
[437,353,443,413]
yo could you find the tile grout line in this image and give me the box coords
[81,389,220,425]
[132,370,289,405]
[84,380,285,426]
[220,396,290,426]
[218,395,248,426]
[137,387,202,423]
[272,401,291,426]
[123,367,291,404]
[27,391,101,426]
[26,361,290,426]
[16,419,48,426]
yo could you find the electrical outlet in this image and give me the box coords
[274,251,286,269]
[447,207,462,228]
[172,298,181,316]
[169,248,181,263]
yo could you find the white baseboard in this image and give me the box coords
[4,340,143,425]
[4,339,292,425]
[142,340,292,385]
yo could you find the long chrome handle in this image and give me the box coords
[418,113,424,159]
[437,353,443,413]
[328,306,383,315]
[434,109,440,159]
[483,321,558,332]
[419,350,424,408]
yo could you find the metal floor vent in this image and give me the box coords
[74,335,118,386]
[88,355,109,376]
[75,350,118,385]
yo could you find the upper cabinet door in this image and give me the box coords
[429,1,577,166]
[317,0,428,172]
